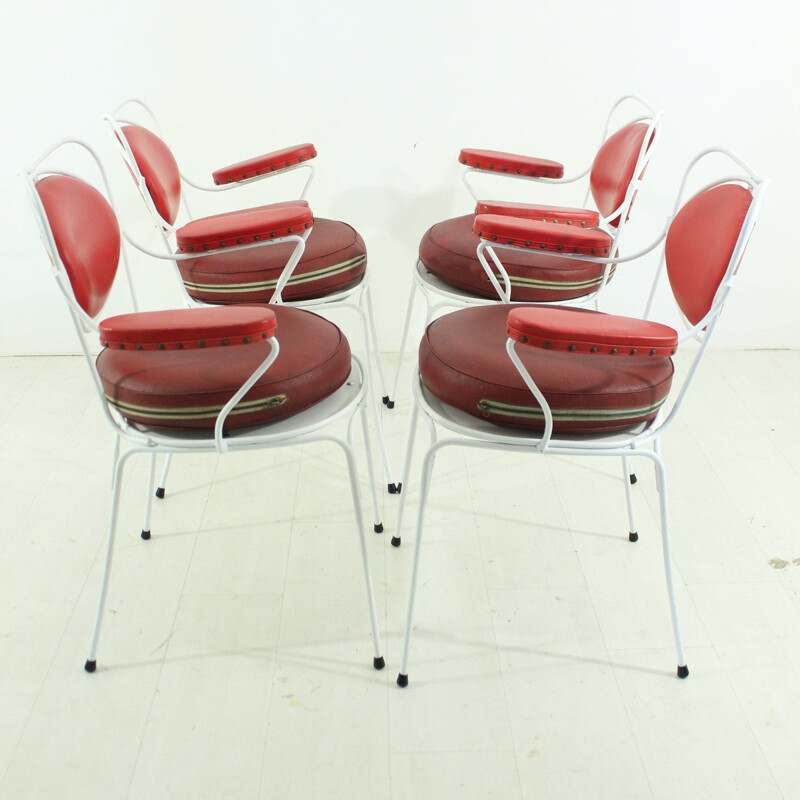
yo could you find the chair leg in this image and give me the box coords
[336,438,385,670]
[110,434,120,489]
[397,443,437,687]
[622,456,638,542]
[85,449,132,673]
[392,403,419,547]
[355,402,383,533]
[350,297,398,493]
[651,455,689,679]
[140,452,156,540]
[155,453,172,499]
[361,284,391,408]
[389,278,418,409]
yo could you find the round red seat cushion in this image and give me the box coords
[419,305,674,434]
[177,218,366,304]
[96,306,351,430]
[419,215,609,303]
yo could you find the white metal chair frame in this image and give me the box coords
[389,95,662,407]
[392,147,767,687]
[106,99,398,492]
[26,139,386,674]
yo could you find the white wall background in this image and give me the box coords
[2,0,798,355]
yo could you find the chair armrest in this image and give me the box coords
[507,306,677,357]
[99,306,277,351]
[474,213,611,256]
[475,200,600,228]
[176,203,313,253]
[212,143,317,185]
[460,148,564,179]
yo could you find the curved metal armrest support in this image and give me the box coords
[214,336,280,452]
[123,229,308,263]
[506,306,678,357]
[182,161,316,200]
[504,338,553,451]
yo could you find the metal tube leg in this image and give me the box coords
[338,439,385,669]
[110,434,120,489]
[155,453,172,499]
[389,278,418,407]
[652,456,688,678]
[392,402,419,547]
[397,445,437,687]
[362,284,391,407]
[85,449,132,672]
[359,401,384,533]
[141,451,156,540]
[622,456,638,543]
[353,301,398,493]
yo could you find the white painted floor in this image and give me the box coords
[1,349,800,799]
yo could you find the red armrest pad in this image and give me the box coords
[507,307,678,357]
[475,201,601,228]
[459,148,564,179]
[100,306,277,351]
[474,214,611,256]
[212,143,318,185]
[176,203,313,253]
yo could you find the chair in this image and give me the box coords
[25,139,385,674]
[105,99,398,492]
[392,147,766,686]
[389,95,662,407]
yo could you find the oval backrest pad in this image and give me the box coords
[589,122,649,228]
[36,174,121,318]
[121,124,182,226]
[665,183,753,326]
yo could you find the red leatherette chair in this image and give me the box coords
[390,96,662,407]
[105,99,398,493]
[26,139,385,675]
[392,147,766,687]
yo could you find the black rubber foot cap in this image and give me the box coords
[677,664,689,679]
[155,487,166,499]
[397,673,408,688]
[391,536,401,548]
[388,483,399,494]
[629,474,638,485]
[84,659,96,673]
[382,396,395,409]
[141,529,151,540]
[374,522,384,534]
[373,656,386,670]
[396,483,402,494]
[629,531,639,543]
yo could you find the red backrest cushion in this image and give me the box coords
[121,124,182,226]
[665,184,752,326]
[36,175,120,318]
[589,122,649,227]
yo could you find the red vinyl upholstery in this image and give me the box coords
[419,215,609,303]
[475,201,601,228]
[459,148,564,179]
[99,306,277,351]
[120,125,182,225]
[507,306,678,357]
[589,122,650,227]
[175,204,313,253]
[419,305,673,433]
[212,143,318,185]
[97,305,351,430]
[665,184,753,325]
[178,218,367,304]
[474,214,612,255]
[35,175,120,318]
